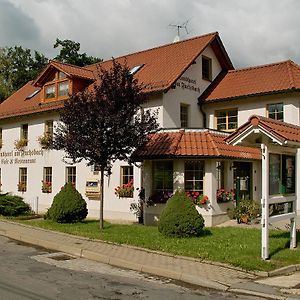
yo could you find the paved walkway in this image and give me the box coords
[0,220,299,299]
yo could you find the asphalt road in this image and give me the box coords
[0,235,264,300]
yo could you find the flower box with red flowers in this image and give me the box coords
[216,188,234,203]
[42,181,52,193]
[185,191,209,206]
[115,179,134,198]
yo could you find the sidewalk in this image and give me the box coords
[0,220,299,300]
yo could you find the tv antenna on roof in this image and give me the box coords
[169,20,192,42]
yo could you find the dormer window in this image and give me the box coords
[58,81,69,96]
[45,84,55,99]
[43,71,70,101]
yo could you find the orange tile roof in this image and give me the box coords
[34,61,95,86]
[226,115,300,145]
[200,60,300,103]
[0,32,232,120]
[132,129,261,161]
[86,32,232,93]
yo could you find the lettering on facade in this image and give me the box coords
[176,76,201,93]
[0,149,43,165]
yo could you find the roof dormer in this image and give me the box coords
[33,60,95,103]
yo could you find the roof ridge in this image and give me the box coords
[286,60,296,89]
[50,60,93,72]
[252,115,300,130]
[228,60,292,74]
[86,32,218,68]
[206,131,221,156]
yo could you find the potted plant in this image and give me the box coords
[17,182,26,192]
[42,181,52,193]
[216,188,234,203]
[115,179,134,198]
[14,138,28,150]
[185,191,209,206]
[38,133,52,149]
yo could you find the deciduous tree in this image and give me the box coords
[54,60,158,229]
[54,39,102,66]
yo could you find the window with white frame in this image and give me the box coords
[42,167,52,193]
[121,166,133,186]
[184,161,204,193]
[202,56,212,81]
[153,161,173,193]
[180,104,189,128]
[21,124,28,144]
[18,167,27,192]
[66,166,76,186]
[0,128,2,148]
[215,109,238,132]
[267,103,283,121]
[45,120,54,139]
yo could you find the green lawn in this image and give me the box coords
[14,218,300,272]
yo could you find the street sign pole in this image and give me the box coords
[261,144,269,260]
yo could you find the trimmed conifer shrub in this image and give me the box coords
[45,182,88,223]
[0,193,32,216]
[158,191,205,237]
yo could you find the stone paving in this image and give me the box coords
[1,219,300,299]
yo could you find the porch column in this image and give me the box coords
[204,160,218,206]
[143,161,152,201]
[261,144,269,260]
[173,160,184,192]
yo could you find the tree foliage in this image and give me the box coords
[0,38,102,101]
[158,191,205,237]
[45,182,88,223]
[0,46,48,101]
[54,38,102,66]
[54,59,159,228]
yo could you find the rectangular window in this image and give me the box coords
[153,161,173,193]
[121,166,134,186]
[18,167,27,192]
[58,81,69,97]
[267,103,284,121]
[180,104,189,128]
[45,84,55,99]
[202,56,212,81]
[66,166,76,186]
[0,128,2,148]
[216,109,238,132]
[45,120,54,138]
[42,167,52,193]
[269,154,295,195]
[20,124,28,147]
[184,161,204,193]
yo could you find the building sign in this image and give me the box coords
[269,201,294,217]
[176,76,201,93]
[0,149,43,165]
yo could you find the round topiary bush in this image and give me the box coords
[0,193,32,216]
[158,191,205,237]
[45,182,88,223]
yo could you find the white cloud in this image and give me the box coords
[1,0,300,68]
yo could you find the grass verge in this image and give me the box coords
[13,218,300,272]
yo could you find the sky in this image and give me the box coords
[0,0,300,69]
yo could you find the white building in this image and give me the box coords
[0,32,299,226]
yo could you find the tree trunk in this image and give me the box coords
[99,168,104,230]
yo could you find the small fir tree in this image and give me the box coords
[158,191,205,237]
[45,182,88,223]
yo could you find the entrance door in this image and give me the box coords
[233,162,252,201]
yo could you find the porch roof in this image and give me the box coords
[226,115,300,147]
[132,129,261,161]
